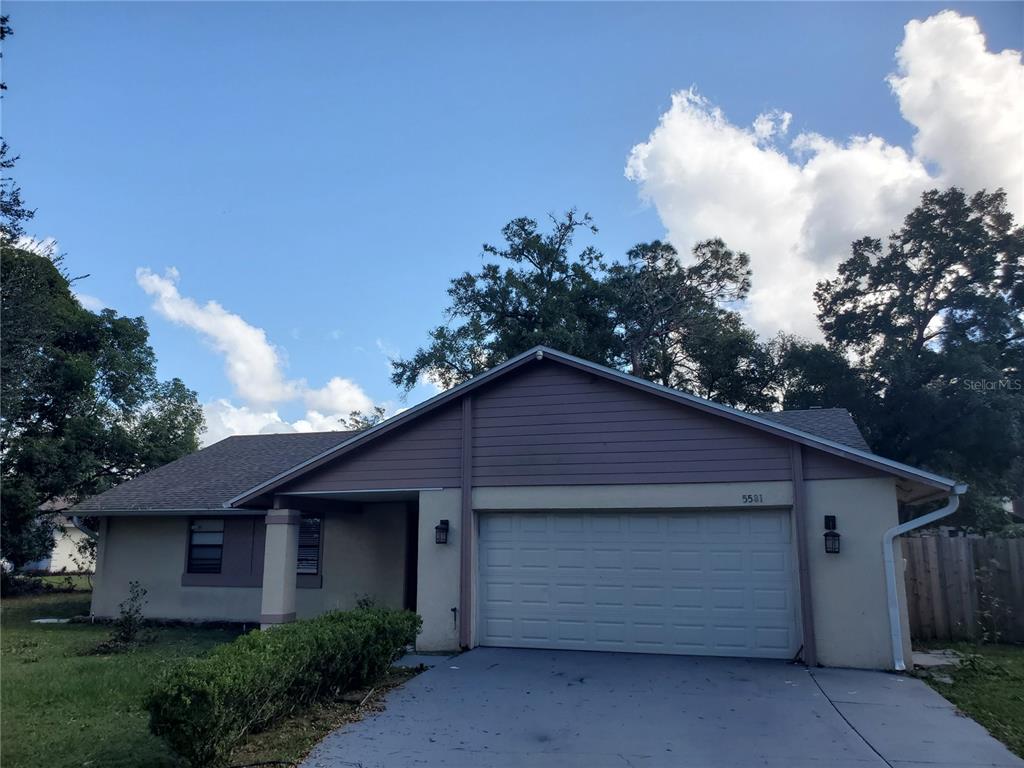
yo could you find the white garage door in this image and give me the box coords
[477,510,800,658]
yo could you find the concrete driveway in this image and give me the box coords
[302,647,1023,768]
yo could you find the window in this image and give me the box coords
[187,519,224,574]
[297,516,321,575]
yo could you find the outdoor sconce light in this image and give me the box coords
[824,515,840,554]
[435,519,450,545]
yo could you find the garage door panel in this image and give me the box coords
[593,548,625,570]
[629,548,665,570]
[478,510,799,658]
[627,515,661,535]
[751,550,787,573]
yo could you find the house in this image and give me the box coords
[72,346,964,670]
[22,514,94,574]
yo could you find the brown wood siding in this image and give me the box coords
[276,360,880,493]
[803,448,885,480]
[470,363,793,486]
[282,404,463,492]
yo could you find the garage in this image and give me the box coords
[477,509,800,658]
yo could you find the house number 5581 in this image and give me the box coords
[742,494,765,504]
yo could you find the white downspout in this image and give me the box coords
[883,483,967,671]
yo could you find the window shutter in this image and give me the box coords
[187,519,224,574]
[297,517,321,575]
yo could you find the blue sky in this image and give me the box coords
[6,2,1022,442]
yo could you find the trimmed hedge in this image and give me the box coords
[146,607,421,767]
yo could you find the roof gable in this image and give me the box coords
[275,359,801,496]
[229,346,961,507]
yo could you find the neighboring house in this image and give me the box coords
[22,512,95,574]
[72,346,964,671]
[1006,497,1023,520]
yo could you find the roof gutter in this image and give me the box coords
[883,483,967,671]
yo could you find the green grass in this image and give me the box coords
[37,573,93,591]
[918,643,1024,758]
[1,591,240,768]
[2,592,423,768]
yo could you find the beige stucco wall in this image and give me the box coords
[804,477,911,669]
[473,481,794,511]
[299,502,409,616]
[415,489,462,652]
[91,516,263,622]
[91,504,409,623]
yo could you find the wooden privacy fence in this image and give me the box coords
[903,536,1024,643]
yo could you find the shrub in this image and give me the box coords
[87,581,152,654]
[146,607,421,767]
[1,570,84,596]
[0,571,46,596]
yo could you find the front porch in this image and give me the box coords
[257,492,421,627]
[89,495,426,632]
[255,488,463,652]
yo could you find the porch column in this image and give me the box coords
[260,509,300,629]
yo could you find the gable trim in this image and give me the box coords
[227,346,960,507]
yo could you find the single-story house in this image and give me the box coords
[73,346,964,670]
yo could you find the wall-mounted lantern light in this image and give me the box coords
[824,515,840,554]
[435,519,450,545]
[824,530,841,554]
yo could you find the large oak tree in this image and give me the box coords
[1,248,205,566]
[816,188,1023,527]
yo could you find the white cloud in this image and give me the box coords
[291,409,348,433]
[136,268,375,445]
[752,109,792,143]
[137,268,296,405]
[626,11,1023,337]
[303,377,373,414]
[201,401,378,447]
[890,11,1024,216]
[73,291,105,311]
[201,400,296,446]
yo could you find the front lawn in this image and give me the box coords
[918,643,1024,759]
[2,591,424,768]
[1,591,240,768]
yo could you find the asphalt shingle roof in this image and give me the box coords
[72,431,356,512]
[757,408,871,452]
[71,408,871,513]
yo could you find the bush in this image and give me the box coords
[0,571,78,596]
[87,581,152,654]
[146,607,421,767]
